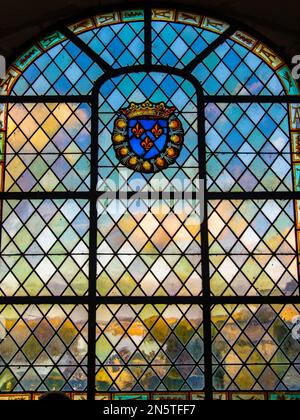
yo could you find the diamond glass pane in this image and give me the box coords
[0,305,88,392]
[0,200,89,296]
[152,22,219,68]
[208,200,299,296]
[193,39,285,96]
[206,103,293,192]
[11,40,103,96]
[98,72,199,192]
[5,103,91,192]
[212,304,300,391]
[0,6,298,400]
[96,305,204,391]
[97,198,202,296]
[78,22,145,69]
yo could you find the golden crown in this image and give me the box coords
[120,101,176,119]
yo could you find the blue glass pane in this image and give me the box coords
[152,22,219,68]
[12,41,104,96]
[206,102,293,192]
[99,72,198,193]
[78,22,145,69]
[192,40,285,96]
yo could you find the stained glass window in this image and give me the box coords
[0,6,299,401]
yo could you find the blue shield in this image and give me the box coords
[128,119,168,159]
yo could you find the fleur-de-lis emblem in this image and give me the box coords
[113,101,184,173]
[141,136,154,151]
[152,123,163,139]
[132,122,144,138]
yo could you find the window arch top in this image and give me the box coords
[0,7,298,97]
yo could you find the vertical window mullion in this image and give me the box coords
[87,92,99,400]
[198,92,213,399]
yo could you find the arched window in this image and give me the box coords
[0,6,299,401]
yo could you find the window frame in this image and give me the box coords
[0,2,299,400]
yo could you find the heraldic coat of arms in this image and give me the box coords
[112,101,184,173]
